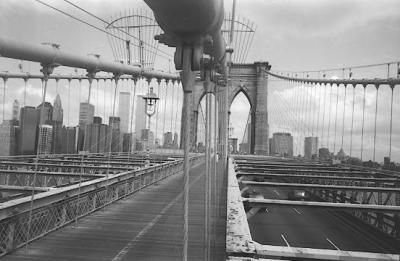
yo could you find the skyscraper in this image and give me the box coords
[37,124,53,155]
[304,137,319,159]
[0,120,18,156]
[52,95,63,154]
[19,106,38,155]
[118,92,130,133]
[134,95,146,139]
[109,116,121,131]
[61,126,77,154]
[36,102,53,125]
[173,132,179,149]
[79,102,94,126]
[12,100,19,121]
[271,132,293,157]
[163,131,173,148]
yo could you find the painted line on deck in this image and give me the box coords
[326,237,341,251]
[293,208,302,215]
[111,166,204,261]
[281,234,291,248]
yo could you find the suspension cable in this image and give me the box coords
[162,81,169,147]
[389,85,394,159]
[333,84,339,153]
[128,78,137,159]
[341,85,347,151]
[350,85,356,158]
[321,84,327,147]
[23,77,28,107]
[327,84,333,150]
[311,83,317,136]
[360,86,367,161]
[2,77,6,122]
[373,85,379,162]
[26,70,50,251]
[155,80,160,150]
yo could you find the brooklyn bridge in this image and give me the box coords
[0,0,399,260]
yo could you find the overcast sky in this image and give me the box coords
[0,0,399,161]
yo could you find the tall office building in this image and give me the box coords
[52,95,63,154]
[53,95,63,122]
[37,124,53,155]
[19,106,38,155]
[109,116,121,131]
[134,95,146,139]
[118,92,130,133]
[173,132,179,149]
[163,131,173,148]
[79,102,94,126]
[0,120,18,156]
[271,132,293,157]
[36,102,53,125]
[304,137,319,159]
[140,129,154,151]
[12,100,19,121]
[61,126,77,154]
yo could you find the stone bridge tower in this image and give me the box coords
[181,61,271,155]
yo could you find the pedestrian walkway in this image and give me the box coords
[3,162,226,261]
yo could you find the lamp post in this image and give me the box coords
[142,86,159,153]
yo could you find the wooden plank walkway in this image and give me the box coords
[3,161,226,261]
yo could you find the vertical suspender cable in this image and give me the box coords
[341,85,347,151]
[327,84,333,150]
[26,70,49,251]
[316,83,321,141]
[321,84,327,147]
[103,79,107,121]
[76,76,93,225]
[373,85,379,162]
[2,77,6,121]
[155,80,160,151]
[360,86,366,161]
[204,90,210,260]
[333,84,339,153]
[162,81,169,147]
[312,83,317,136]
[350,85,356,158]
[128,78,137,160]
[389,85,394,159]
[67,79,71,153]
[23,77,28,107]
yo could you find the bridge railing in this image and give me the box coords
[0,155,203,256]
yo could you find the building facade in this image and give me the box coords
[19,106,38,155]
[37,124,53,155]
[0,120,18,156]
[118,92,130,133]
[271,132,293,157]
[79,102,94,126]
[304,137,319,159]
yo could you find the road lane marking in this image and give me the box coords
[281,234,291,248]
[326,237,341,251]
[111,169,204,261]
[293,208,302,215]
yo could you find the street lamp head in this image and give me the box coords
[142,86,159,116]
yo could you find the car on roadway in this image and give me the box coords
[287,189,311,201]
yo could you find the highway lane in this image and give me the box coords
[246,184,400,254]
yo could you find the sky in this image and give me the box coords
[0,0,399,161]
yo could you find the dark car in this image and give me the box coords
[287,189,311,201]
